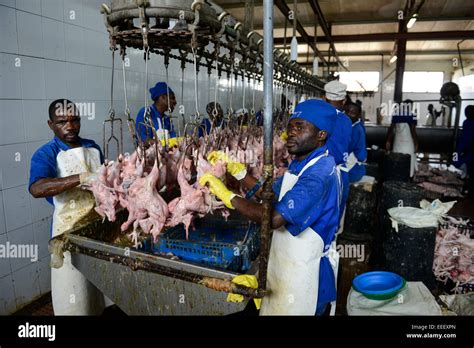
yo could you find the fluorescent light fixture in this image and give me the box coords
[389,55,398,64]
[312,57,319,75]
[407,13,418,29]
[290,36,298,61]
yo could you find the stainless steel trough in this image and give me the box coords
[49,212,258,315]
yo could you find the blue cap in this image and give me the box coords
[149,82,174,101]
[289,99,337,135]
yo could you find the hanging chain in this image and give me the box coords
[121,48,130,118]
[242,69,246,111]
[144,46,150,121]
[191,45,200,122]
[109,48,115,118]
[164,49,172,116]
[213,47,220,118]
[121,47,139,150]
[229,48,235,115]
[251,73,256,115]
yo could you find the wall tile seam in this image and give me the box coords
[0,51,120,71]
[0,50,175,74]
[8,5,107,34]
[3,217,51,233]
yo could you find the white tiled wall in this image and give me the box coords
[0,0,263,314]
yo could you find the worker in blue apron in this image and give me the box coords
[323,80,352,225]
[29,99,109,315]
[198,102,226,137]
[200,99,341,315]
[135,82,177,142]
[344,102,367,182]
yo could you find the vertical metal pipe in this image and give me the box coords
[393,20,407,104]
[259,0,274,292]
[379,53,384,106]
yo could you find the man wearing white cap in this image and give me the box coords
[323,80,353,228]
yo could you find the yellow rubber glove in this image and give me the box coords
[160,137,182,148]
[199,173,236,209]
[226,275,261,310]
[280,131,288,141]
[207,151,247,180]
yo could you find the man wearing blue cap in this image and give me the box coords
[323,80,353,229]
[135,82,177,142]
[200,100,341,315]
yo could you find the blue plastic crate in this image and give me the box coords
[143,216,260,272]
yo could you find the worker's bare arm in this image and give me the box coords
[239,172,265,199]
[231,195,286,229]
[29,175,81,198]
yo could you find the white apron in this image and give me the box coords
[155,116,170,143]
[51,146,106,315]
[260,151,340,315]
[393,123,417,177]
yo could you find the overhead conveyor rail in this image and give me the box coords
[100,0,326,96]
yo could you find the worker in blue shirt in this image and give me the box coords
[198,102,225,137]
[28,99,108,315]
[323,80,352,225]
[344,102,367,183]
[200,100,341,315]
[136,82,177,142]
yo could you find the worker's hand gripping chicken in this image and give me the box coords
[29,99,107,315]
[200,100,342,315]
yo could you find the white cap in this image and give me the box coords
[324,80,347,101]
[234,108,248,116]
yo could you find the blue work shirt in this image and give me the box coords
[28,136,104,206]
[349,120,367,183]
[272,145,341,308]
[326,110,352,220]
[135,104,177,141]
[455,118,474,169]
[197,118,226,137]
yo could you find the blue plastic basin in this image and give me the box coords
[352,271,406,300]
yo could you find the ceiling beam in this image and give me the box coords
[251,15,474,30]
[273,0,327,65]
[273,30,474,44]
[290,50,474,57]
[307,0,346,71]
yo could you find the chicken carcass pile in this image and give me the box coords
[166,153,228,238]
[418,182,463,198]
[433,218,474,293]
[87,140,232,245]
[415,165,465,198]
[87,123,292,245]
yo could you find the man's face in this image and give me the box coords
[48,104,81,144]
[344,106,359,124]
[286,118,323,157]
[160,93,177,113]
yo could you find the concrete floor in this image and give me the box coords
[12,293,127,316]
